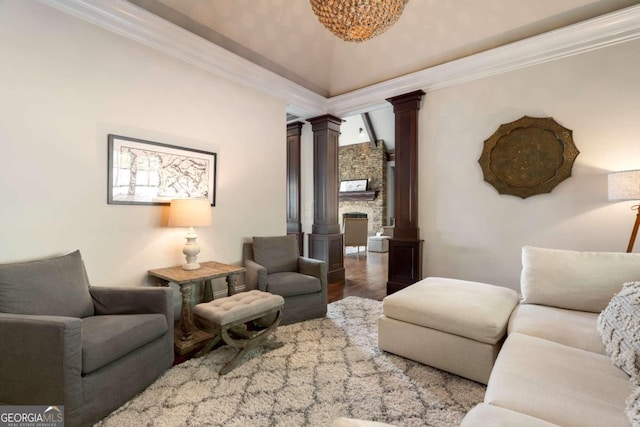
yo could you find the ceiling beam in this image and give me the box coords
[360,112,378,148]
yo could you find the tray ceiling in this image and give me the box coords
[129,0,640,97]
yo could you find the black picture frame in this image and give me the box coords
[107,134,216,206]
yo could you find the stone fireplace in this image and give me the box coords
[338,142,387,236]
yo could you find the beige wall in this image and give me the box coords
[301,40,640,286]
[419,38,640,291]
[23,0,634,296]
[0,2,286,292]
[301,40,640,291]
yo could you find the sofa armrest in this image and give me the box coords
[299,257,326,280]
[244,259,268,291]
[0,313,82,406]
[299,257,327,290]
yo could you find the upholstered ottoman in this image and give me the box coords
[194,290,285,374]
[378,277,519,384]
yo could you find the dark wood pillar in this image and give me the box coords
[307,114,345,282]
[286,122,304,255]
[386,90,425,294]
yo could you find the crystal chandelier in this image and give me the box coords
[310,0,409,43]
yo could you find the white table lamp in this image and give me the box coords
[608,170,640,253]
[168,199,211,270]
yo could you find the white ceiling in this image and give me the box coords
[129,0,640,97]
[41,0,640,149]
[122,0,640,149]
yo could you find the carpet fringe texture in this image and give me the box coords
[95,296,484,426]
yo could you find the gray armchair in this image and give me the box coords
[243,235,327,324]
[0,250,174,427]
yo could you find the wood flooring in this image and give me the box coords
[328,250,388,302]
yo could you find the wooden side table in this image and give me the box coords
[148,261,246,355]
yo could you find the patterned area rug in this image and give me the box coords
[96,297,485,427]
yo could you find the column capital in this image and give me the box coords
[386,90,425,113]
[307,114,343,132]
[287,121,304,136]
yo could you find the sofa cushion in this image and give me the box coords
[382,277,519,345]
[81,314,167,374]
[253,235,299,274]
[461,404,560,427]
[0,250,94,318]
[485,332,631,427]
[508,304,605,354]
[521,246,640,313]
[597,281,640,382]
[267,272,321,297]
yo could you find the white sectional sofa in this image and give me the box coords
[376,246,640,427]
[461,246,640,426]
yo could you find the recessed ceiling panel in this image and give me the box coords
[130,0,640,96]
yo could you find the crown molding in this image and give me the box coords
[37,0,327,116]
[39,0,640,119]
[328,4,640,117]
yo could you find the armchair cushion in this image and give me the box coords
[81,314,168,374]
[267,272,322,297]
[0,250,94,318]
[253,235,298,274]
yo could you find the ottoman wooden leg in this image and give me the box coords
[194,333,221,358]
[193,291,286,375]
[218,308,283,375]
[195,305,284,375]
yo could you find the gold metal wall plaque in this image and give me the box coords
[478,116,579,199]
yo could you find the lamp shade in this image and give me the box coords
[168,199,211,227]
[608,170,640,201]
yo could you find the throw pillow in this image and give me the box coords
[521,246,640,312]
[0,250,94,318]
[597,281,640,382]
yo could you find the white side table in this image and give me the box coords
[368,236,389,253]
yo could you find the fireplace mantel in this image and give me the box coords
[339,191,377,201]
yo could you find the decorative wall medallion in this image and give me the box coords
[478,116,579,199]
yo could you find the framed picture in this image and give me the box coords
[108,134,216,206]
[339,179,368,192]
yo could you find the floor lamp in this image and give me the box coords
[608,170,640,253]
